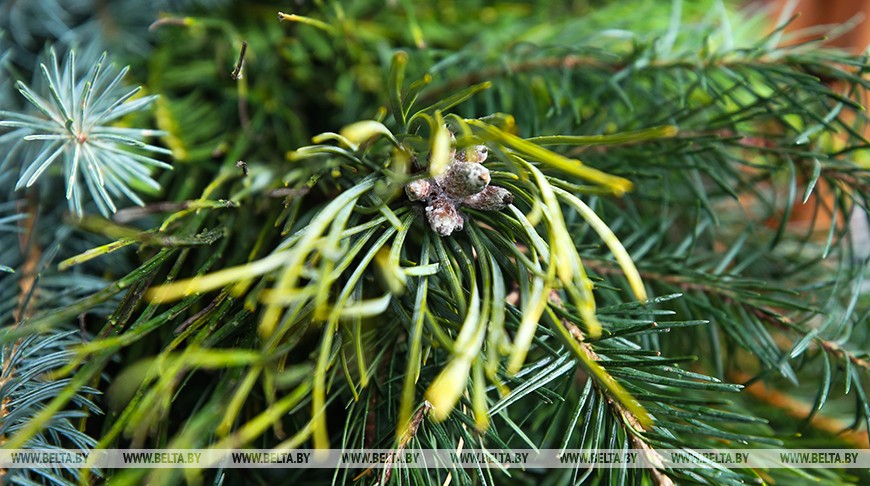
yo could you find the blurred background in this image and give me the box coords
[770,0,870,51]
[768,0,870,260]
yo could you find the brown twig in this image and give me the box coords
[230,41,248,81]
[818,340,870,371]
[374,401,432,485]
[420,50,864,106]
[582,258,734,296]
[113,201,193,223]
[173,292,225,334]
[14,196,40,323]
[355,359,429,485]
[746,304,870,373]
[1,195,41,479]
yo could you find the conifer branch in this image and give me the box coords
[2,2,869,484]
[553,290,675,485]
[731,370,869,448]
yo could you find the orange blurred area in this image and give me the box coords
[765,1,869,235]
[769,0,870,51]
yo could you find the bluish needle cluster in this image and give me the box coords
[0,48,171,217]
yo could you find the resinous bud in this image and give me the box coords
[437,162,490,198]
[405,178,433,201]
[454,145,488,163]
[461,185,513,211]
[426,196,464,236]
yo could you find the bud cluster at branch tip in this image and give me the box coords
[406,135,513,236]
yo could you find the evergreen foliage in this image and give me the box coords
[1,48,170,216]
[0,1,868,485]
